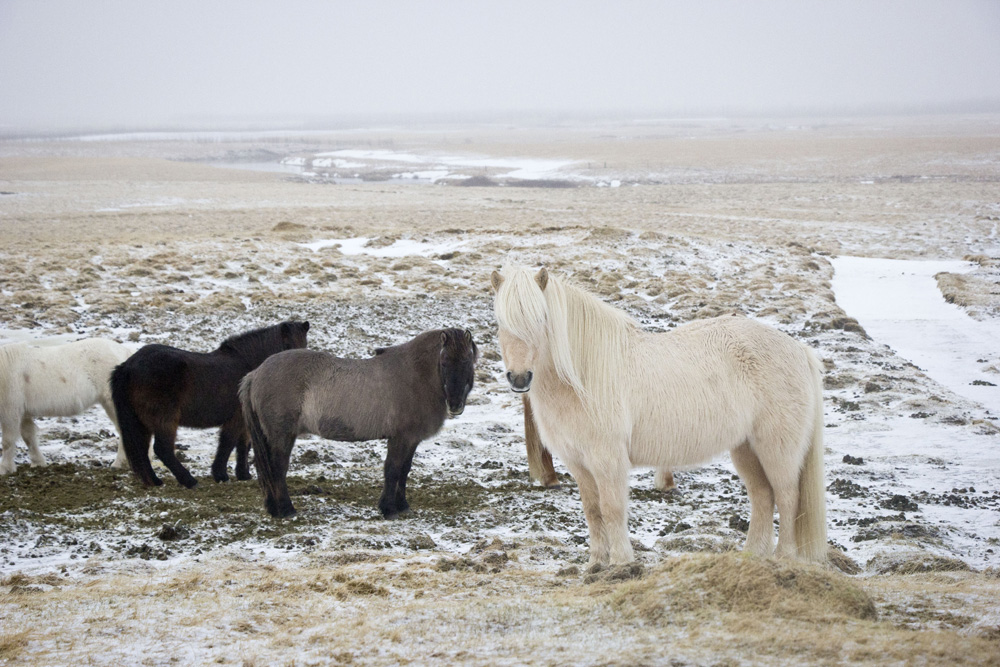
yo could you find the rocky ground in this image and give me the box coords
[1,115,999,665]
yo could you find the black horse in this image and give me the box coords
[240,328,478,519]
[111,321,310,488]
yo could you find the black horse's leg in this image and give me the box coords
[153,426,198,489]
[379,437,419,519]
[132,426,162,487]
[211,414,244,483]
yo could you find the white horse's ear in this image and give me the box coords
[535,267,549,291]
[490,270,504,292]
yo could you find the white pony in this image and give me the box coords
[491,265,827,566]
[0,338,132,475]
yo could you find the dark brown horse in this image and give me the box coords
[111,321,309,488]
[240,328,477,519]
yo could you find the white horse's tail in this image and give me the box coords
[795,349,828,562]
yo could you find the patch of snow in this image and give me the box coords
[316,149,578,180]
[831,256,1000,415]
[298,236,466,258]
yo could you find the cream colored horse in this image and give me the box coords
[491,265,826,566]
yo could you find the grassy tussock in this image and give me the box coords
[609,552,877,623]
[0,630,32,661]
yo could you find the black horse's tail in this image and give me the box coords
[110,362,159,486]
[239,373,281,515]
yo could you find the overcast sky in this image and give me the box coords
[1,0,998,130]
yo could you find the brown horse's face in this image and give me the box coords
[497,328,540,393]
[441,329,478,417]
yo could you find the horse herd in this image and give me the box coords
[1,264,828,566]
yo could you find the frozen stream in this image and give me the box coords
[830,256,1000,416]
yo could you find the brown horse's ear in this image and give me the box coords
[374,346,387,356]
[441,331,448,346]
[464,329,473,344]
[535,267,549,291]
[302,321,310,332]
[490,270,503,292]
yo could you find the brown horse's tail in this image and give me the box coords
[110,362,160,486]
[523,395,560,488]
[795,349,828,562]
[239,373,279,513]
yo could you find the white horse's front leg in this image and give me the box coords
[564,460,608,567]
[21,416,46,467]
[593,456,634,565]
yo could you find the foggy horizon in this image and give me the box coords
[2,1,999,133]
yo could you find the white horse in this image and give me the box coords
[491,265,827,566]
[0,338,132,474]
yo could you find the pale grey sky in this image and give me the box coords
[1,0,998,130]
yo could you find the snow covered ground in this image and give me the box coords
[2,117,999,665]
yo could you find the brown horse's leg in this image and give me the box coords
[265,433,296,518]
[211,414,246,483]
[152,424,198,489]
[524,396,560,488]
[380,437,419,519]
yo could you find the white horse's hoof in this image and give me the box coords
[0,463,16,475]
[654,469,676,491]
[29,459,48,468]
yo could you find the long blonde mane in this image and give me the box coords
[494,264,637,422]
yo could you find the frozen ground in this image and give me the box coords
[1,116,999,665]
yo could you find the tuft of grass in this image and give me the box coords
[609,552,877,623]
[0,630,32,661]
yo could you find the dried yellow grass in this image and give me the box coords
[609,552,877,623]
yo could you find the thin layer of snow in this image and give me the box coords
[298,236,466,257]
[831,256,1000,415]
[316,149,578,180]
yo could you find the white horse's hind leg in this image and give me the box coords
[731,442,775,556]
[21,416,46,467]
[1,417,19,474]
[751,436,803,559]
[100,397,129,469]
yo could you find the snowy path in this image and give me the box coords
[828,256,1000,567]
[830,256,1000,416]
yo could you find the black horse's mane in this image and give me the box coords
[217,323,286,357]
